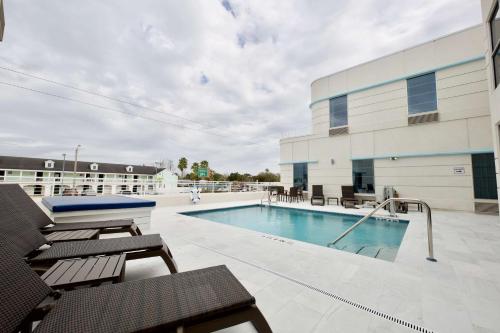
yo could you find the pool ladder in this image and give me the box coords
[327,197,437,262]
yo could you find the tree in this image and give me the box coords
[212,172,226,181]
[200,160,209,169]
[227,172,242,181]
[178,157,188,177]
[255,170,280,182]
[191,162,199,177]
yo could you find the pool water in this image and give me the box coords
[182,205,409,261]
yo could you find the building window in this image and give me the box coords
[407,72,437,114]
[126,166,134,173]
[472,153,498,200]
[90,163,98,171]
[293,163,308,191]
[491,3,500,87]
[352,159,374,193]
[44,160,55,169]
[329,95,348,127]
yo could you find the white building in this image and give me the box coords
[280,25,498,213]
[0,155,178,196]
[482,0,500,213]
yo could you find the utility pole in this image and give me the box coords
[72,144,81,188]
[0,0,5,42]
[61,153,66,194]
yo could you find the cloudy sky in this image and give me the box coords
[0,0,481,174]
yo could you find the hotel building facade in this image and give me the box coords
[280,25,498,212]
[0,155,177,196]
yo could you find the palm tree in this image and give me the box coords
[200,160,209,169]
[191,162,200,176]
[178,157,188,177]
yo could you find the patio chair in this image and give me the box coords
[0,192,178,273]
[0,238,272,333]
[340,185,358,207]
[297,187,304,201]
[0,184,142,236]
[288,187,299,202]
[276,186,285,201]
[310,185,325,206]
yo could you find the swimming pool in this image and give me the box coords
[181,205,409,261]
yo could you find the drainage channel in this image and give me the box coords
[188,240,436,333]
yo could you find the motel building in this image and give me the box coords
[0,155,177,196]
[280,24,500,213]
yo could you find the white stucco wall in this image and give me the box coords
[481,0,500,206]
[280,25,494,211]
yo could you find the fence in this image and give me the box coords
[0,175,279,196]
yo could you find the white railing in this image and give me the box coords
[0,176,279,196]
[177,180,279,193]
[0,175,161,196]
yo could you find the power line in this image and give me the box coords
[0,80,276,146]
[0,80,228,137]
[0,64,216,129]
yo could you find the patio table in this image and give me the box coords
[41,254,126,290]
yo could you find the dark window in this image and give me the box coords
[491,4,500,88]
[352,159,374,193]
[293,163,308,191]
[472,153,498,200]
[329,95,348,127]
[407,73,437,114]
[54,185,61,195]
[34,185,43,195]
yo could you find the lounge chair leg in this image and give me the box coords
[181,305,272,333]
[249,305,273,333]
[128,223,142,236]
[160,240,178,273]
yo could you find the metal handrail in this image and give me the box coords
[327,197,436,262]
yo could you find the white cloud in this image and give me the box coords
[0,0,481,173]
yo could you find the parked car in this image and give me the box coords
[81,188,97,196]
[119,190,132,195]
[62,188,79,196]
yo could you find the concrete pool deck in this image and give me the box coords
[119,200,500,333]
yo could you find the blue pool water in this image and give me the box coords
[182,205,409,261]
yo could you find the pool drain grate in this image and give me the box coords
[189,240,436,333]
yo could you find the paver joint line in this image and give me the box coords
[186,238,437,333]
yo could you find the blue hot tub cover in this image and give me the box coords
[42,195,156,213]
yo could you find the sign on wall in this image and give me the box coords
[453,167,465,175]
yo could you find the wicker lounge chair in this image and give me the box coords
[0,192,177,273]
[341,185,358,207]
[0,238,272,333]
[0,184,142,236]
[310,185,325,206]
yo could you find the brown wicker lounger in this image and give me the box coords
[0,184,142,236]
[0,238,272,333]
[0,192,177,273]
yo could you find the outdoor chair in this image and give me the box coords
[0,238,272,333]
[0,191,178,273]
[310,185,325,206]
[276,186,285,201]
[0,184,142,237]
[341,186,358,207]
[297,187,304,201]
[288,187,299,202]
